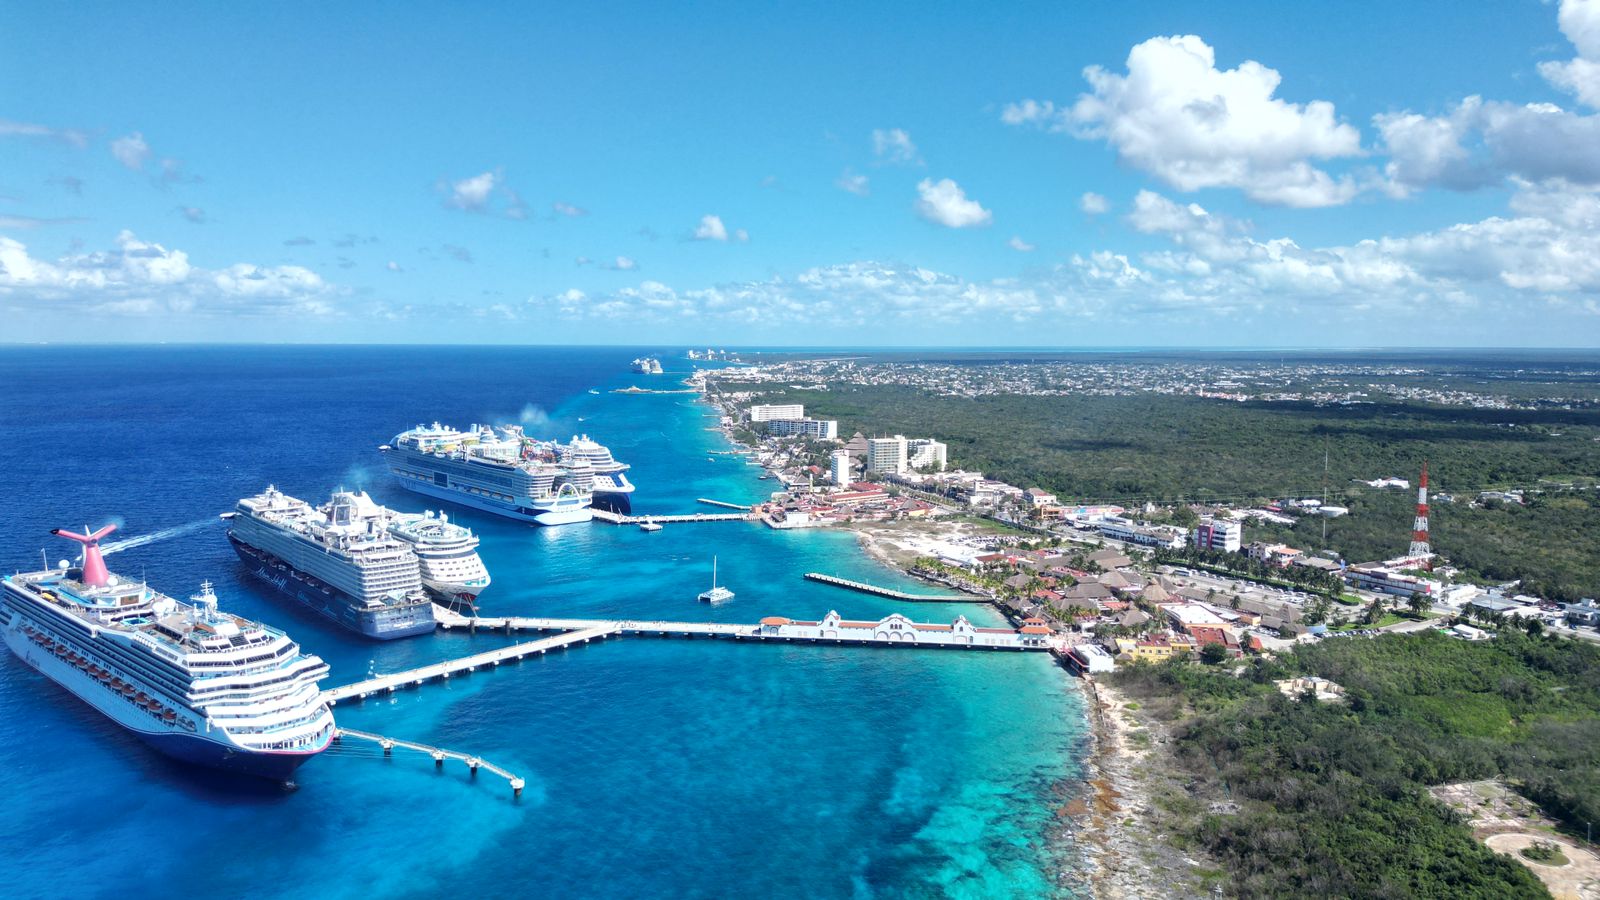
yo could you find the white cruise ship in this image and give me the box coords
[550,433,635,511]
[631,357,663,374]
[382,423,595,525]
[1,523,334,781]
[386,509,491,606]
[227,487,437,639]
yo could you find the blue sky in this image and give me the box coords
[3,0,1600,346]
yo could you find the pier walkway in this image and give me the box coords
[803,572,971,602]
[590,508,750,525]
[322,624,617,703]
[333,728,526,797]
[696,498,751,511]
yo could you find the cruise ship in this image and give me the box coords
[631,357,663,374]
[226,487,437,639]
[386,509,491,606]
[1,523,335,780]
[382,423,595,525]
[550,434,635,512]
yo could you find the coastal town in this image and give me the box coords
[695,387,1600,682]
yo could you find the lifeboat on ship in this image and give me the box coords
[161,710,177,723]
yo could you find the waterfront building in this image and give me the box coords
[765,417,838,439]
[755,611,1050,649]
[830,450,851,486]
[1024,488,1057,508]
[1193,516,1242,553]
[907,438,947,471]
[1067,643,1116,674]
[749,403,804,422]
[867,435,909,475]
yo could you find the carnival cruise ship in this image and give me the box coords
[550,433,635,512]
[227,487,436,639]
[382,423,595,525]
[386,509,491,606]
[1,524,335,780]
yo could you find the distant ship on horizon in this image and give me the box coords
[631,357,663,374]
[227,487,438,639]
[1,523,334,780]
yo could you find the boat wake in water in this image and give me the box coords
[101,518,217,556]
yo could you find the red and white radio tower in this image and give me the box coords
[1409,461,1432,565]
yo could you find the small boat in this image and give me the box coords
[698,556,734,604]
[639,521,663,532]
[588,389,600,395]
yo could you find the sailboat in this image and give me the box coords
[697,556,734,603]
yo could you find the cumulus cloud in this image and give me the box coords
[0,230,334,316]
[1015,35,1364,207]
[872,128,920,165]
[1379,95,1600,194]
[111,132,152,171]
[1540,0,1600,109]
[693,214,730,241]
[915,178,993,228]
[1008,236,1036,252]
[837,169,870,196]
[1080,192,1110,215]
[445,171,498,211]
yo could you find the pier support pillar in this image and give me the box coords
[433,752,445,769]
[468,758,480,777]
[511,778,525,798]
[382,740,393,757]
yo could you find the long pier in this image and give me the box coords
[322,625,618,703]
[696,498,751,511]
[332,728,527,797]
[803,572,971,602]
[590,508,750,525]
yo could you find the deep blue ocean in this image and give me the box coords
[0,346,1086,899]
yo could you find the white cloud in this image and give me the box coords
[1378,95,1600,193]
[553,201,587,217]
[1052,35,1363,207]
[837,169,870,196]
[446,171,498,211]
[693,214,730,241]
[1080,192,1110,215]
[1008,236,1036,252]
[178,206,206,224]
[1000,100,1062,128]
[0,118,89,148]
[111,132,151,171]
[606,256,638,271]
[915,178,993,228]
[1540,0,1600,109]
[872,128,920,165]
[0,230,335,316]
[386,260,403,272]
[735,228,749,242]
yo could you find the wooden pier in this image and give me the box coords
[332,728,526,797]
[322,624,618,703]
[590,508,750,525]
[802,572,971,602]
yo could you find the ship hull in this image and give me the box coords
[228,535,435,640]
[392,477,594,525]
[0,621,326,781]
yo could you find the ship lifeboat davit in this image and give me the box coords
[162,710,177,723]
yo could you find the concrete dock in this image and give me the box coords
[696,498,752,511]
[803,572,970,602]
[590,508,750,525]
[322,624,618,703]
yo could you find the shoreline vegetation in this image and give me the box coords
[697,379,1188,898]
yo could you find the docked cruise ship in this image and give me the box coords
[387,509,491,606]
[550,434,635,512]
[227,487,437,639]
[1,523,335,780]
[382,423,595,525]
[631,357,663,374]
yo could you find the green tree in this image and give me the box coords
[1200,642,1228,665]
[1407,592,1429,617]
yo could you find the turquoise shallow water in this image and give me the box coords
[0,347,1087,898]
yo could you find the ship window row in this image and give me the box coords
[204,681,324,712]
[41,628,193,702]
[195,663,326,698]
